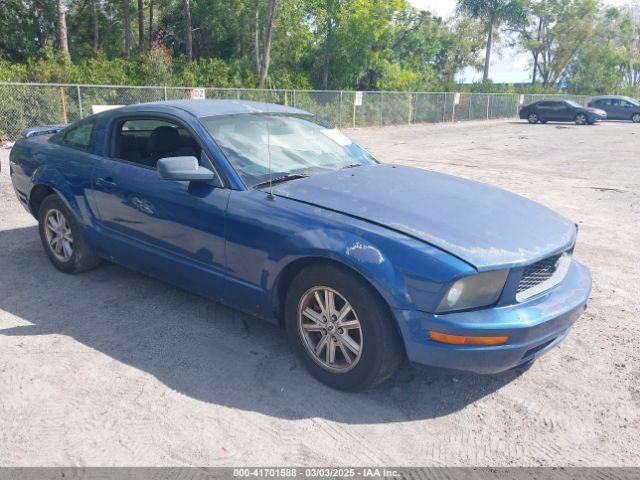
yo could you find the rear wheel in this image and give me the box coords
[38,195,100,273]
[632,113,640,123]
[527,113,539,124]
[575,113,588,125]
[285,264,404,391]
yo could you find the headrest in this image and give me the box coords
[148,126,180,153]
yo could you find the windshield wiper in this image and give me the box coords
[253,173,311,189]
[341,163,363,170]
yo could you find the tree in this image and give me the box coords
[58,0,70,56]
[520,0,598,86]
[123,0,132,58]
[138,0,144,51]
[148,0,153,47]
[91,0,99,53]
[567,6,640,94]
[256,0,276,86]
[183,0,192,60]
[436,16,486,84]
[457,0,528,81]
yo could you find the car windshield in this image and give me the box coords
[200,113,377,187]
[566,100,582,108]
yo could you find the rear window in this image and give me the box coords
[62,121,95,150]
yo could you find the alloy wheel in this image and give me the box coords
[44,209,74,262]
[297,286,363,373]
[575,114,587,125]
[528,113,538,124]
[632,113,640,123]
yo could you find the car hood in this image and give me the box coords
[274,164,576,271]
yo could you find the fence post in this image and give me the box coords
[60,87,68,124]
[353,93,357,128]
[292,90,296,108]
[380,91,384,126]
[413,93,418,124]
[408,94,413,125]
[339,91,343,130]
[164,86,168,101]
[77,85,84,119]
[237,88,241,101]
[468,94,472,120]
[442,93,446,123]
[486,95,490,120]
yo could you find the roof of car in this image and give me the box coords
[117,99,312,118]
[591,95,635,100]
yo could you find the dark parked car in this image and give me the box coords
[9,100,591,391]
[587,96,640,123]
[519,100,606,125]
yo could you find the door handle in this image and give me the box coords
[95,177,116,191]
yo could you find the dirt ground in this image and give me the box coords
[0,119,638,467]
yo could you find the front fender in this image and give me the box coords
[268,222,475,313]
[269,228,403,308]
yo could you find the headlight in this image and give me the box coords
[437,270,509,313]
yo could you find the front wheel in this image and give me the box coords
[285,264,404,391]
[527,113,539,124]
[575,113,588,125]
[632,113,640,123]
[38,195,100,273]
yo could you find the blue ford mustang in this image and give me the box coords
[8,100,592,390]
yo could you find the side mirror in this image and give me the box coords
[157,156,217,182]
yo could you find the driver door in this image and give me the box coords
[89,115,229,300]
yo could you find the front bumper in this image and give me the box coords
[392,259,591,374]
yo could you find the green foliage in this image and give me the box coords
[457,0,528,27]
[467,80,516,93]
[519,0,599,87]
[1,0,638,95]
[566,6,640,96]
[140,42,173,85]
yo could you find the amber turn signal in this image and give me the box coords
[429,331,508,346]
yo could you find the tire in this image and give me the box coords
[540,120,548,124]
[575,113,588,125]
[527,113,539,124]
[632,113,640,123]
[285,263,404,391]
[38,194,100,274]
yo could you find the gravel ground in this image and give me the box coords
[0,119,638,466]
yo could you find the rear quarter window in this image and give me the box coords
[62,121,95,150]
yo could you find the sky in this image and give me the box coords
[407,0,635,83]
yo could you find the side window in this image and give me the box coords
[63,121,95,150]
[113,118,202,169]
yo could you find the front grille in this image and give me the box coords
[516,252,570,302]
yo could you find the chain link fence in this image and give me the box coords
[0,82,592,141]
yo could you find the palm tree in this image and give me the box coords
[457,0,528,81]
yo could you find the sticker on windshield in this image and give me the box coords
[320,129,352,147]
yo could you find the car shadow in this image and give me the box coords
[0,225,527,424]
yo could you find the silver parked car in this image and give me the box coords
[588,96,640,123]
